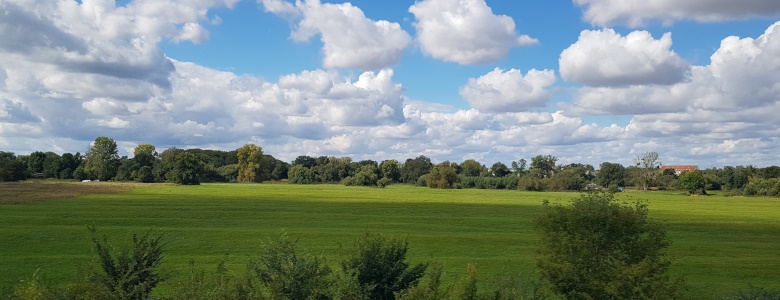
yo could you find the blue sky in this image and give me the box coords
[1,0,779,167]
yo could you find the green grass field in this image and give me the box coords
[1,183,779,298]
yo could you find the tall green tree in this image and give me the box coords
[27,151,46,175]
[427,162,458,189]
[168,152,203,185]
[0,152,26,181]
[530,155,557,178]
[400,156,432,183]
[679,170,707,195]
[379,159,401,182]
[491,162,510,177]
[237,143,263,183]
[535,193,683,299]
[84,136,120,181]
[596,162,625,188]
[459,159,483,177]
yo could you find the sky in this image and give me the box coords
[0,0,779,168]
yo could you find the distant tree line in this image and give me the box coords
[2,138,780,196]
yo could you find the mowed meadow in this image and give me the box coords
[1,182,779,298]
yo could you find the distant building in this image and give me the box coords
[661,165,697,175]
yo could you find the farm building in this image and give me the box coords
[661,165,698,175]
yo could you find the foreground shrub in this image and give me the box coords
[341,234,427,300]
[252,233,331,299]
[535,192,685,299]
[165,257,264,300]
[722,285,780,300]
[89,226,168,299]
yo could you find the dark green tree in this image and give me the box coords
[292,155,317,168]
[379,159,401,182]
[491,162,510,177]
[288,165,316,184]
[169,152,203,185]
[27,151,46,176]
[0,152,26,181]
[535,192,683,299]
[596,162,625,188]
[530,155,557,178]
[678,171,707,195]
[460,159,483,177]
[341,234,427,300]
[401,156,433,184]
[427,161,458,188]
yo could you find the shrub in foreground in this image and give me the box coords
[89,226,168,299]
[535,192,685,299]
[341,234,427,300]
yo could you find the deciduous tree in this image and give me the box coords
[535,193,683,299]
[84,136,119,181]
[634,151,662,190]
[237,143,263,183]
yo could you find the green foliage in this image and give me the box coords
[0,152,27,181]
[288,164,316,184]
[341,234,427,300]
[165,257,264,300]
[377,177,392,188]
[379,159,401,182]
[490,162,510,177]
[459,159,483,177]
[679,171,707,195]
[743,177,780,196]
[722,285,780,300]
[84,136,120,181]
[402,156,433,184]
[530,155,557,178]
[169,152,204,185]
[343,165,380,187]
[396,264,448,300]
[596,162,625,188]
[135,166,154,183]
[252,233,331,300]
[427,162,458,189]
[451,264,478,300]
[237,143,263,183]
[535,192,683,300]
[88,226,168,299]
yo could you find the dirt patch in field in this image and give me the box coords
[0,181,152,204]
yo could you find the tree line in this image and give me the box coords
[2,137,780,196]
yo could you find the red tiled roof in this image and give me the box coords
[661,165,697,172]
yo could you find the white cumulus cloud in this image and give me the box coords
[261,0,411,70]
[575,0,780,27]
[560,29,690,87]
[460,68,555,113]
[409,0,538,65]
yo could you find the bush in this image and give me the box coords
[535,192,684,299]
[341,234,427,300]
[679,171,707,195]
[416,174,428,187]
[722,285,780,300]
[377,177,392,188]
[252,233,331,299]
[288,165,317,184]
[89,226,168,299]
